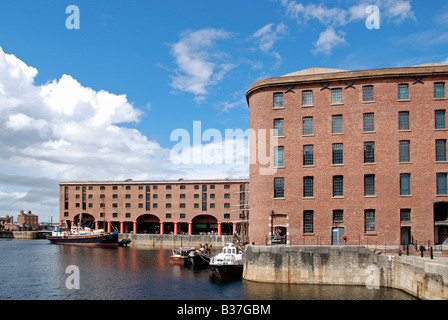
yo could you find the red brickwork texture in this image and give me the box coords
[248,67,448,246]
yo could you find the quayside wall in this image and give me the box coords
[243,245,448,300]
[121,233,234,248]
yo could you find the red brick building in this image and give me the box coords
[247,64,448,247]
[17,210,39,230]
[60,179,248,235]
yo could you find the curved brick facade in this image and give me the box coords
[247,65,448,247]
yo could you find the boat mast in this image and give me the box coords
[102,199,106,235]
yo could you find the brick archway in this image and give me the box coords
[191,214,218,235]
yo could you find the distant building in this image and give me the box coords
[0,215,14,230]
[59,179,249,235]
[17,210,39,230]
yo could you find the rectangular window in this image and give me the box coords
[436,139,447,161]
[400,209,411,222]
[333,176,344,197]
[274,92,284,108]
[303,177,314,198]
[332,115,343,134]
[274,178,284,198]
[332,143,343,165]
[333,210,344,223]
[303,117,313,135]
[363,113,375,132]
[399,140,410,163]
[274,118,284,137]
[303,211,314,234]
[363,85,374,102]
[365,210,376,233]
[398,84,409,100]
[332,88,342,104]
[302,90,313,106]
[435,110,446,129]
[180,203,186,208]
[364,174,375,196]
[364,142,375,163]
[400,173,411,196]
[202,202,207,211]
[437,173,448,195]
[275,146,285,167]
[398,111,410,130]
[303,145,314,166]
[435,82,445,99]
[166,213,171,219]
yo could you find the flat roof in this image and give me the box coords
[246,64,448,100]
[60,178,249,186]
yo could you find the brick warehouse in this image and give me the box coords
[246,64,448,247]
[60,179,248,236]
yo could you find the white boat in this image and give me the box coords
[209,243,243,279]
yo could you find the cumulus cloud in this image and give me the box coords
[0,46,248,220]
[312,27,347,55]
[169,28,236,102]
[252,23,288,68]
[280,0,415,55]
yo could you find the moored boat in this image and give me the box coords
[169,247,195,263]
[187,244,212,269]
[47,226,118,247]
[209,243,243,279]
[118,238,132,247]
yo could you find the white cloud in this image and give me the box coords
[252,23,288,68]
[169,28,235,102]
[312,27,347,55]
[281,0,415,26]
[0,46,248,220]
[280,0,415,55]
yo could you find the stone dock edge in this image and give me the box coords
[242,245,448,300]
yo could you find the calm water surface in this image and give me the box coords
[0,239,416,300]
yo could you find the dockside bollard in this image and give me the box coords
[420,245,426,257]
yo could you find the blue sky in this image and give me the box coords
[0,0,447,221]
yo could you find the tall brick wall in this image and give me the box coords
[247,66,448,246]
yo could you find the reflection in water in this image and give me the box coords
[0,240,416,300]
